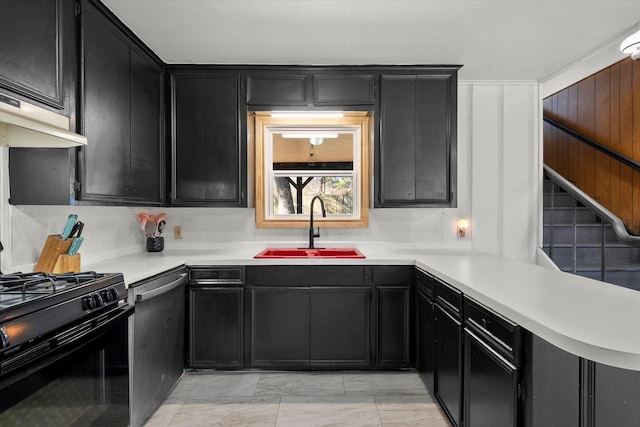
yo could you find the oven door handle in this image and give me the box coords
[135,273,187,302]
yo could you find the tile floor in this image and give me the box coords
[143,371,451,426]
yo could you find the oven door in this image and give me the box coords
[0,304,133,426]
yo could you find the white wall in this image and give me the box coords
[461,82,541,262]
[1,81,542,272]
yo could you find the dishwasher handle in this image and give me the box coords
[136,273,187,302]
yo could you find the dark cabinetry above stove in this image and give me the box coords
[0,0,75,113]
[4,0,458,209]
[79,0,164,205]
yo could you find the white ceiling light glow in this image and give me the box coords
[271,112,344,119]
[281,133,339,139]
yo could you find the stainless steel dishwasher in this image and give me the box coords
[128,266,187,427]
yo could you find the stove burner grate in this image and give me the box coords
[0,271,104,293]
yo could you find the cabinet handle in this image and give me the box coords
[136,273,187,302]
[465,327,517,370]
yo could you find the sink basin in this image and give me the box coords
[254,248,365,259]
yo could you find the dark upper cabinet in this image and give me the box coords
[313,73,375,106]
[80,0,163,205]
[246,69,375,108]
[0,0,70,111]
[130,46,164,203]
[171,70,246,206]
[247,73,308,106]
[376,70,458,207]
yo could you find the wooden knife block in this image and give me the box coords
[35,234,81,273]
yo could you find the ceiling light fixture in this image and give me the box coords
[271,111,344,119]
[620,29,640,60]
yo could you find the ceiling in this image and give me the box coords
[101,0,640,81]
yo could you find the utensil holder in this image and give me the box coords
[35,235,80,273]
[146,237,164,252]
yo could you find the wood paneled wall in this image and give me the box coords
[543,57,640,234]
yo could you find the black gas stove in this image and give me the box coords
[0,271,128,375]
[0,270,132,424]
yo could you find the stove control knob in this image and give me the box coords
[0,327,9,349]
[93,293,104,308]
[109,288,119,301]
[82,296,96,310]
[100,290,112,303]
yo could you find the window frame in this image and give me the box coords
[254,112,370,229]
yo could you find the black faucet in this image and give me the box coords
[308,195,326,249]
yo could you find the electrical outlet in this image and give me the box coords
[174,225,183,239]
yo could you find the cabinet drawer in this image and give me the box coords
[433,278,462,320]
[464,296,520,363]
[189,267,244,284]
[415,268,433,300]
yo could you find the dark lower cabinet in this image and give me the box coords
[377,285,411,367]
[433,277,464,427]
[415,271,435,392]
[464,330,518,427]
[250,286,371,369]
[188,286,244,368]
[310,287,371,368]
[528,334,580,427]
[434,304,463,427]
[250,287,310,368]
[591,362,640,427]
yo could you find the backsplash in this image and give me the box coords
[7,204,469,272]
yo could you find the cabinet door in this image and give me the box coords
[189,287,244,368]
[310,287,371,368]
[416,289,435,392]
[434,304,463,427]
[246,73,308,106]
[0,0,64,108]
[377,286,411,367]
[130,46,163,204]
[81,2,131,200]
[172,72,245,206]
[464,330,519,427]
[377,72,456,207]
[529,335,580,427]
[592,363,640,427]
[312,74,375,106]
[250,287,310,367]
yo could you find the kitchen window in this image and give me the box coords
[253,112,370,228]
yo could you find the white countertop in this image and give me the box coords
[84,243,640,371]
